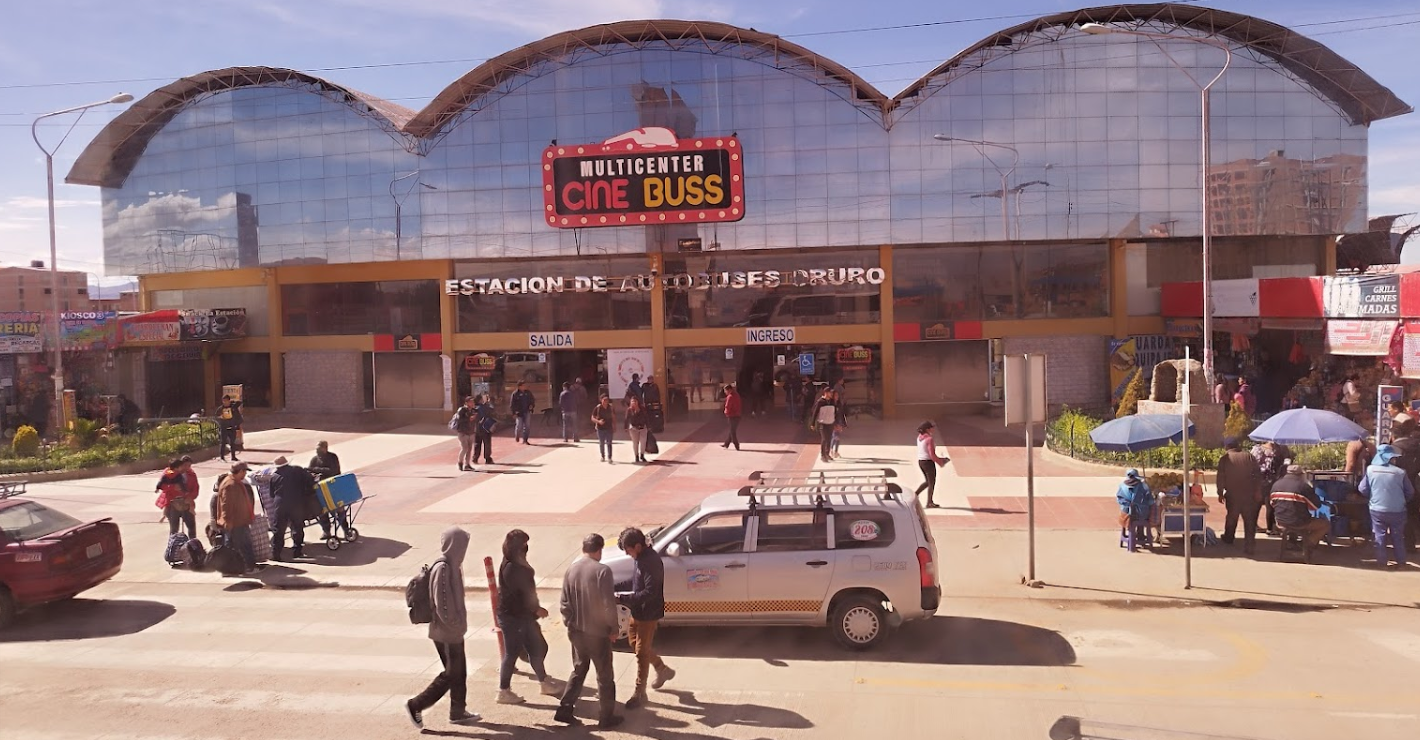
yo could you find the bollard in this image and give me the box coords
[483,555,504,659]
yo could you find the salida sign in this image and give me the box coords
[542,127,745,228]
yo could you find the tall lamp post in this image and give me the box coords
[32,93,133,434]
[1081,23,1232,387]
[932,135,1020,240]
[389,172,437,261]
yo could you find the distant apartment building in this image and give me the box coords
[1208,152,1367,237]
[0,263,93,313]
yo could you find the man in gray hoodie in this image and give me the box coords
[554,533,622,729]
[406,527,480,728]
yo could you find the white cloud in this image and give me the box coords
[4,195,100,210]
[317,0,667,37]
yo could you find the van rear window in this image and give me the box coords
[834,511,895,549]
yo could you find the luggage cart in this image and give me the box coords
[304,495,373,551]
[1309,470,1362,545]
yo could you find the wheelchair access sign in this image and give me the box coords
[798,353,815,376]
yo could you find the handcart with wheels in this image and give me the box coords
[1153,471,1210,547]
[309,472,372,551]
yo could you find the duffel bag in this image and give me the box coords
[249,515,272,563]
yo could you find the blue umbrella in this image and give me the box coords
[1248,407,1366,445]
[1090,414,1196,453]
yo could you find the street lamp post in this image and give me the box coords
[1081,23,1232,387]
[932,135,1020,240]
[31,93,133,435]
[389,172,437,261]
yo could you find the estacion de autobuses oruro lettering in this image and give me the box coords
[444,267,886,296]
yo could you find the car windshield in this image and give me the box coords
[0,501,83,543]
[650,504,702,547]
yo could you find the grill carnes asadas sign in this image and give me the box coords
[541,127,744,228]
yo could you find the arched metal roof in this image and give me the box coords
[68,7,1410,189]
[402,19,891,139]
[66,67,417,188]
[893,3,1412,126]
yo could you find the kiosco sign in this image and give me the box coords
[542,127,745,228]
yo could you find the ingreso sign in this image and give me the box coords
[541,127,745,228]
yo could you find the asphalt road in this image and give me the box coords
[2,580,1416,740]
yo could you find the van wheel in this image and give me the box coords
[830,595,887,650]
[0,587,16,630]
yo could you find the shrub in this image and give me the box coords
[71,418,103,446]
[1293,443,1348,471]
[11,426,39,457]
[1046,406,1227,470]
[1223,402,1252,441]
[1115,368,1145,419]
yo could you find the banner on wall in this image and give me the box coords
[1108,335,1177,404]
[1403,321,1420,379]
[606,348,654,401]
[0,311,44,354]
[1324,320,1398,356]
[61,311,118,351]
[1324,274,1400,318]
[1212,279,1260,317]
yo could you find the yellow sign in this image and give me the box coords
[222,384,244,403]
[62,389,77,432]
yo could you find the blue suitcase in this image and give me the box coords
[316,473,362,514]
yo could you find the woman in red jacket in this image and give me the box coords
[155,456,198,538]
[720,384,742,451]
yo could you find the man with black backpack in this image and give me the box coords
[406,527,480,728]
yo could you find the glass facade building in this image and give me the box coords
[68,8,1410,417]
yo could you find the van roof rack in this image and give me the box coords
[0,480,28,499]
[738,469,901,510]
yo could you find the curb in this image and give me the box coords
[0,447,221,484]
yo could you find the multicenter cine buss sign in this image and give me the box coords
[541,127,745,228]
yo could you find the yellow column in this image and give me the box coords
[1324,234,1337,275]
[440,260,457,408]
[1109,238,1129,339]
[266,268,285,410]
[649,252,667,387]
[879,245,897,419]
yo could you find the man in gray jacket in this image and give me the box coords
[406,527,480,728]
[554,533,623,729]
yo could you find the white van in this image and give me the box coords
[604,469,940,650]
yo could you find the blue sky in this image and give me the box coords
[1,0,1417,283]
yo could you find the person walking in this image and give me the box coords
[1216,437,1264,554]
[642,376,665,434]
[1342,374,1363,419]
[913,421,948,509]
[406,527,481,728]
[473,393,496,465]
[571,378,590,438]
[829,390,847,459]
[510,381,535,445]
[1389,420,1420,552]
[215,462,260,575]
[217,394,243,462]
[454,395,478,471]
[495,529,560,705]
[811,389,839,463]
[1358,444,1416,568]
[269,456,314,562]
[592,395,616,462]
[625,373,644,406]
[155,456,199,538]
[720,384,742,451]
[626,396,650,463]
[555,534,622,729]
[616,527,674,709]
[558,382,579,443]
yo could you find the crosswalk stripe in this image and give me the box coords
[1067,629,1217,662]
[1365,630,1420,662]
[2,644,450,676]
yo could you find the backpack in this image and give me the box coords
[448,412,459,431]
[164,532,190,564]
[206,544,246,575]
[181,538,207,571]
[816,403,837,426]
[406,562,436,624]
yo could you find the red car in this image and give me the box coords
[0,487,124,628]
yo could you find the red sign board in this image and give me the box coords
[836,347,873,364]
[463,352,496,372]
[541,128,745,229]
